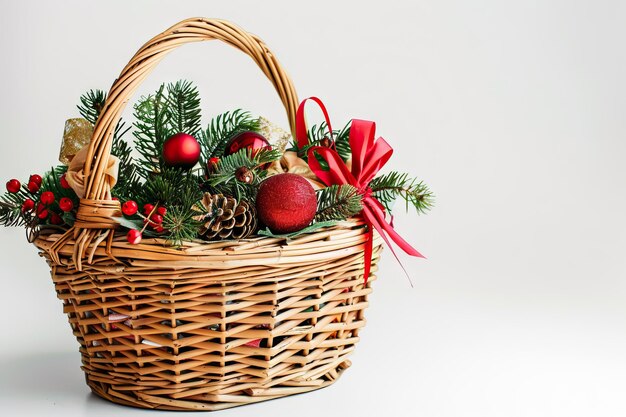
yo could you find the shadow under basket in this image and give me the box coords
[34,221,382,411]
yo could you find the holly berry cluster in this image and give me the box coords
[1,169,79,231]
[1,80,434,246]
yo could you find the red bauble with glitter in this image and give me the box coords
[255,173,317,234]
[162,133,201,170]
[224,131,271,156]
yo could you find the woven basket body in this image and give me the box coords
[32,18,383,411]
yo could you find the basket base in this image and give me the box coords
[85,360,351,411]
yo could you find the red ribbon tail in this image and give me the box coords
[363,226,373,285]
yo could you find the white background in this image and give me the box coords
[1,1,625,416]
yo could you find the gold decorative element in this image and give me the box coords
[59,118,94,165]
[258,116,291,153]
[66,145,119,199]
[267,151,326,189]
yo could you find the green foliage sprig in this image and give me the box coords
[369,172,434,215]
[198,110,260,168]
[315,184,363,222]
[205,148,281,200]
[289,120,352,163]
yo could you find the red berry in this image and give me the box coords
[21,198,35,212]
[157,206,167,216]
[153,225,164,233]
[50,212,63,225]
[59,197,74,212]
[143,204,155,216]
[126,229,142,245]
[209,157,220,165]
[6,179,20,193]
[112,197,119,201]
[27,181,40,193]
[150,213,163,224]
[29,174,42,186]
[37,207,49,219]
[60,173,71,189]
[122,200,138,216]
[40,191,55,205]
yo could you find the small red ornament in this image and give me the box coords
[6,179,20,193]
[126,229,142,245]
[157,206,167,217]
[225,131,271,156]
[29,174,42,186]
[27,181,40,193]
[162,133,201,170]
[60,173,71,189]
[143,203,155,216]
[59,197,74,212]
[40,191,55,205]
[21,198,35,213]
[256,173,317,234]
[50,212,63,225]
[122,200,138,216]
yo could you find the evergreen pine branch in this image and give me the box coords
[206,148,281,200]
[77,89,140,199]
[133,84,170,180]
[77,89,107,124]
[0,196,26,227]
[288,120,352,162]
[162,204,202,247]
[139,168,202,208]
[369,172,434,215]
[165,80,202,137]
[315,184,363,222]
[198,110,260,164]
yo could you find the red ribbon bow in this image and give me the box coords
[296,97,424,283]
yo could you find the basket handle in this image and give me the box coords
[82,18,299,204]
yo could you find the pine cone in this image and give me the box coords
[193,193,257,240]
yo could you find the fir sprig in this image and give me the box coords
[289,120,352,162]
[77,90,106,124]
[369,172,434,215]
[140,168,202,208]
[133,84,170,179]
[315,184,363,222]
[162,205,202,247]
[78,89,140,199]
[165,80,202,137]
[198,110,260,166]
[206,148,281,200]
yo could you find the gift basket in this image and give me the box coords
[0,18,433,411]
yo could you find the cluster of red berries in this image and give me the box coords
[5,173,75,225]
[121,200,167,245]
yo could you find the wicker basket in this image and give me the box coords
[33,18,383,411]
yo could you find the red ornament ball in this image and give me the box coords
[122,200,138,216]
[40,191,55,205]
[225,131,271,156]
[256,173,317,234]
[22,198,35,213]
[162,133,201,170]
[126,229,142,245]
[6,179,20,193]
[59,197,74,212]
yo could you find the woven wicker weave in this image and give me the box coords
[33,18,383,411]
